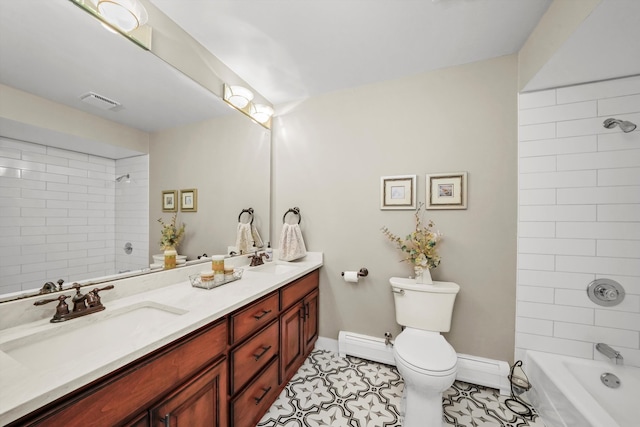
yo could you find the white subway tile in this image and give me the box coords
[555,288,639,313]
[518,123,556,142]
[554,322,639,349]
[519,101,596,126]
[518,222,555,238]
[46,234,87,244]
[556,255,640,277]
[1,217,45,227]
[0,147,20,159]
[0,235,45,247]
[68,240,107,251]
[597,240,640,259]
[596,310,640,331]
[46,200,87,210]
[519,135,597,158]
[0,207,20,217]
[598,167,640,186]
[21,243,67,255]
[69,193,107,203]
[21,189,68,201]
[21,260,68,273]
[517,285,555,303]
[47,250,88,262]
[0,137,46,153]
[557,150,640,171]
[69,159,107,173]
[516,317,553,335]
[515,332,594,358]
[519,205,596,222]
[21,207,67,217]
[517,269,595,290]
[519,90,556,109]
[519,156,556,173]
[69,176,108,189]
[89,155,115,166]
[519,238,595,256]
[557,76,640,104]
[557,186,640,204]
[519,170,596,189]
[46,182,88,194]
[518,254,555,271]
[0,167,21,179]
[21,170,68,184]
[21,151,67,167]
[0,187,20,198]
[517,301,593,324]
[21,226,67,236]
[598,132,640,151]
[519,189,556,205]
[557,113,640,137]
[46,217,87,226]
[0,158,46,172]
[68,209,105,218]
[45,164,89,178]
[47,147,89,161]
[598,93,640,116]
[557,221,640,240]
[0,226,19,237]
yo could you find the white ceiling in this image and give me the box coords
[151,0,553,105]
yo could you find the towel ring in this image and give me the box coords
[238,208,254,225]
[282,207,301,224]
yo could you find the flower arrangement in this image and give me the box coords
[381,203,442,269]
[158,213,186,250]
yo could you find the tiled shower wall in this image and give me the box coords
[516,75,640,368]
[0,137,148,296]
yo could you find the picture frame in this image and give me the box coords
[426,172,468,210]
[180,189,198,212]
[162,190,177,212]
[380,175,416,210]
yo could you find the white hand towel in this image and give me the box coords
[278,223,307,261]
[236,223,253,254]
[251,224,264,248]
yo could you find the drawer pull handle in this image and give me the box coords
[253,309,272,320]
[254,386,272,405]
[253,345,272,361]
[164,414,171,427]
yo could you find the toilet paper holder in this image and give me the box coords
[341,268,368,277]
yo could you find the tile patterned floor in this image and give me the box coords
[258,350,546,427]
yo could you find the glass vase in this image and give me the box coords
[414,265,433,284]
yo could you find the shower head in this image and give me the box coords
[115,173,130,183]
[603,118,637,133]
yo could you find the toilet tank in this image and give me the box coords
[390,277,460,332]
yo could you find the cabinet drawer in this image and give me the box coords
[231,320,279,394]
[280,269,319,310]
[231,358,279,427]
[230,291,279,344]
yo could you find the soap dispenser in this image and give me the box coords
[265,242,273,262]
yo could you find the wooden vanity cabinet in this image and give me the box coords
[279,270,319,383]
[10,319,228,427]
[10,268,320,427]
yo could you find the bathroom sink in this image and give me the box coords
[249,262,299,275]
[0,301,187,370]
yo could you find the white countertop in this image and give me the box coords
[0,252,323,425]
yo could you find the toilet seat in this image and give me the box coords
[394,328,457,377]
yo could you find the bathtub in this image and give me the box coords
[525,350,639,427]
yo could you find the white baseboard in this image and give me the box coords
[317,332,510,396]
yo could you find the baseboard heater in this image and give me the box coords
[333,331,510,395]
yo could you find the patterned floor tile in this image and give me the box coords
[258,350,546,427]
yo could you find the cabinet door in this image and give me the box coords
[279,303,304,383]
[303,289,319,356]
[151,359,227,427]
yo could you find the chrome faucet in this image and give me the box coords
[596,343,624,365]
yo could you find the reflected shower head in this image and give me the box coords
[603,118,637,133]
[115,173,130,183]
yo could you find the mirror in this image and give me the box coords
[0,0,271,300]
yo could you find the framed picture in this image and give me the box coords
[380,175,416,210]
[180,189,198,212]
[426,172,468,210]
[162,190,177,212]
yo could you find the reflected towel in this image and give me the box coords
[251,224,264,249]
[236,223,253,254]
[278,223,307,261]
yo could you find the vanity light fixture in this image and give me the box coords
[95,0,148,33]
[250,103,274,124]
[224,85,254,109]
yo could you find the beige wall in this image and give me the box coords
[149,112,271,259]
[518,0,601,90]
[273,55,518,363]
[0,84,148,154]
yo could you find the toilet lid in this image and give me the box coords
[394,329,457,375]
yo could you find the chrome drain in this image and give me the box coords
[601,372,620,389]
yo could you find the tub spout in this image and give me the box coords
[596,343,623,365]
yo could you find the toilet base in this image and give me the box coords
[401,387,446,427]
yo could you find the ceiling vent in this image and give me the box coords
[79,92,122,111]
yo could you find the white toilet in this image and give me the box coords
[390,277,460,427]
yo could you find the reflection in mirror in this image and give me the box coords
[0,0,270,301]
